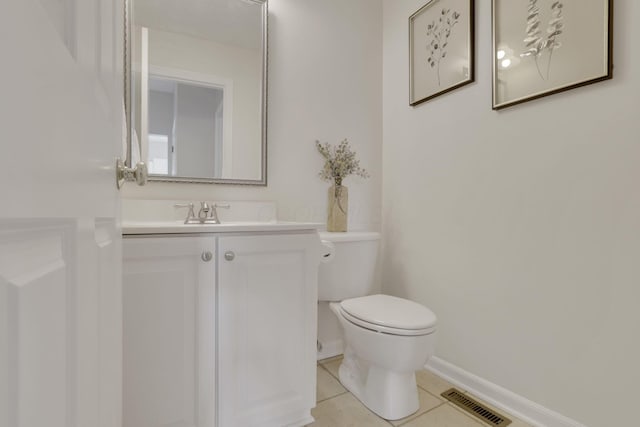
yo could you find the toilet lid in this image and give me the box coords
[340,294,437,332]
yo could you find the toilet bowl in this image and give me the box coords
[318,232,438,420]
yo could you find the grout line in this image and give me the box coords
[317,363,342,383]
[316,363,330,373]
[318,355,343,365]
[416,384,446,403]
[358,395,395,426]
[320,377,393,426]
[315,390,349,404]
[317,363,341,382]
[393,402,447,427]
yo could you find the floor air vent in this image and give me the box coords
[441,388,512,426]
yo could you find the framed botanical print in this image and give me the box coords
[492,0,613,109]
[409,0,475,106]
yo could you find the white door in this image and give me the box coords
[0,1,123,427]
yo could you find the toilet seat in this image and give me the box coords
[339,294,437,336]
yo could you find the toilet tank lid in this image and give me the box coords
[319,231,380,242]
[340,294,437,331]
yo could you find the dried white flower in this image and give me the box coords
[315,139,369,186]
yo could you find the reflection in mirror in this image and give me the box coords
[147,73,231,178]
[128,0,267,184]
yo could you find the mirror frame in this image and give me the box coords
[124,0,268,186]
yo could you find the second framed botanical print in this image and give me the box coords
[492,0,613,109]
[409,0,475,106]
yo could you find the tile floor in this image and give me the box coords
[309,356,532,427]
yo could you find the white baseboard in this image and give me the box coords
[426,357,585,427]
[317,339,343,361]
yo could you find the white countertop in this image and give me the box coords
[122,220,323,235]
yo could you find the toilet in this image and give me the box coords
[318,231,437,421]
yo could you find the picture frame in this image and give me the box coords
[492,0,613,110]
[409,0,475,107]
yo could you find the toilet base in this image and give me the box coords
[338,348,419,421]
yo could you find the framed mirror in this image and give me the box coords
[125,0,267,185]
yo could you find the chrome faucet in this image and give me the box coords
[198,202,211,222]
[174,201,230,224]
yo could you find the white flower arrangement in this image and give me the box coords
[315,139,369,186]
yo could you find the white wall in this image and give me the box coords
[123,0,383,233]
[382,1,640,426]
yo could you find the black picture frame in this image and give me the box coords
[492,0,613,110]
[409,0,475,107]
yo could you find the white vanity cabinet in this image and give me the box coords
[123,230,319,427]
[217,233,319,427]
[123,236,217,427]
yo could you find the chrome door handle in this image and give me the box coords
[116,158,148,189]
[224,251,235,261]
[201,251,213,262]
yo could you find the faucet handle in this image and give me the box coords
[206,202,230,224]
[174,203,196,224]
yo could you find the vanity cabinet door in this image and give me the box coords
[217,233,319,427]
[123,236,216,427]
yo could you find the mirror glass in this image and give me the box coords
[128,0,267,184]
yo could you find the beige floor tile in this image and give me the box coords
[319,354,343,365]
[389,388,443,426]
[309,393,392,427]
[400,403,485,427]
[416,369,458,396]
[316,365,347,402]
[321,357,343,379]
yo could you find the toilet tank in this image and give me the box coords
[318,231,381,302]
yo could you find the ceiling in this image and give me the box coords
[133,0,264,50]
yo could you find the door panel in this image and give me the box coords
[0,221,76,427]
[0,0,123,218]
[37,0,76,56]
[94,220,122,427]
[0,0,123,426]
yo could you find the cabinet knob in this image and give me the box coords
[224,251,235,261]
[201,251,213,262]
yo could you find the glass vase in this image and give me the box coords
[327,184,348,232]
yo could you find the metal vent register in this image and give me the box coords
[441,388,512,426]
